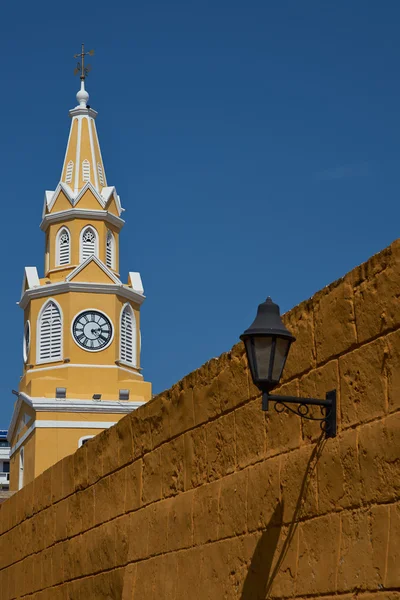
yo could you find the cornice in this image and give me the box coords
[40,208,125,232]
[19,280,146,309]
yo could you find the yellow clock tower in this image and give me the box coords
[8,55,152,490]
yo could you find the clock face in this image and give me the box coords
[72,310,113,351]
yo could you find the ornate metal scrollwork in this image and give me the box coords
[263,390,337,438]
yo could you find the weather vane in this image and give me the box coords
[74,43,94,81]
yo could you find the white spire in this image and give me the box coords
[76,80,89,109]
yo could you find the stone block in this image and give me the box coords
[125,460,142,512]
[317,429,363,514]
[101,426,121,476]
[42,466,52,510]
[217,354,250,414]
[159,553,178,599]
[86,521,116,575]
[247,456,281,532]
[386,329,400,412]
[167,491,193,552]
[268,525,299,598]
[296,513,340,595]
[134,557,157,597]
[41,547,54,589]
[73,444,88,492]
[169,384,195,438]
[94,470,125,525]
[358,413,400,504]
[206,412,236,481]
[50,463,64,505]
[114,514,130,567]
[51,541,65,586]
[43,505,56,548]
[148,498,171,556]
[339,338,387,428]
[128,506,149,561]
[62,455,74,499]
[299,359,339,440]
[314,279,357,364]
[184,426,208,490]
[219,469,247,538]
[282,300,316,381]
[161,437,185,498]
[115,414,134,467]
[142,448,162,505]
[193,481,220,545]
[235,398,266,468]
[145,394,171,448]
[85,434,104,486]
[80,486,95,531]
[193,374,221,427]
[266,380,301,456]
[130,409,152,460]
[280,445,319,524]
[386,503,400,588]
[175,547,204,598]
[66,492,82,537]
[121,563,137,600]
[354,253,400,343]
[337,508,387,591]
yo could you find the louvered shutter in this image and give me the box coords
[81,227,97,261]
[106,230,114,269]
[57,229,70,266]
[97,162,104,186]
[65,160,73,184]
[120,305,136,365]
[39,301,62,362]
[82,159,90,182]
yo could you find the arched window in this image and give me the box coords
[56,227,71,266]
[79,435,95,448]
[37,299,62,363]
[65,160,74,184]
[106,230,115,269]
[18,448,24,490]
[120,304,137,366]
[82,159,90,182]
[80,226,98,262]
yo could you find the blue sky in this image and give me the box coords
[1,1,400,426]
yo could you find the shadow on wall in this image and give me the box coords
[240,436,326,600]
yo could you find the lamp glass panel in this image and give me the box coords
[272,337,291,382]
[253,337,273,380]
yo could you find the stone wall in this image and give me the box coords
[0,240,400,599]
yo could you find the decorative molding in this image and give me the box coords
[9,419,119,457]
[40,208,125,232]
[25,363,144,377]
[66,254,121,285]
[19,281,145,309]
[128,272,144,295]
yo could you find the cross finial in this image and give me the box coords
[74,43,94,81]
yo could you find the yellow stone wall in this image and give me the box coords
[1,239,400,597]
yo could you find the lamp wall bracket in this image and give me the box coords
[262,389,337,438]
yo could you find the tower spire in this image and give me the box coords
[73,44,94,108]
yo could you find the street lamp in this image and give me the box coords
[240,297,336,438]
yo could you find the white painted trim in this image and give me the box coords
[23,321,30,364]
[79,224,99,263]
[106,230,116,270]
[19,282,145,309]
[79,435,95,448]
[25,362,144,377]
[70,308,115,353]
[61,116,75,184]
[21,267,40,297]
[10,420,117,457]
[18,447,24,490]
[74,115,82,193]
[128,272,144,295]
[93,121,108,188]
[66,254,121,284]
[87,116,99,191]
[36,298,64,365]
[40,208,124,232]
[120,303,137,367]
[55,225,71,267]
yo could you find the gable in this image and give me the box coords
[74,188,104,211]
[49,189,72,214]
[105,195,120,217]
[68,259,118,284]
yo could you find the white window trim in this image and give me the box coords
[82,159,91,183]
[36,297,64,365]
[18,447,24,490]
[65,160,74,184]
[79,225,99,263]
[56,226,71,267]
[78,435,95,448]
[120,303,137,367]
[106,230,115,270]
[23,321,30,364]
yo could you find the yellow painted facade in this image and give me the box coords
[8,81,151,491]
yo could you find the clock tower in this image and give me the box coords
[8,59,152,490]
